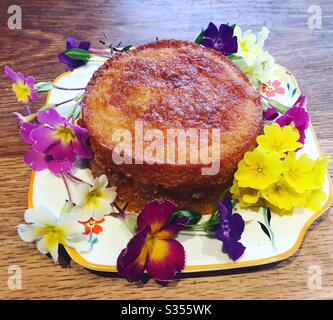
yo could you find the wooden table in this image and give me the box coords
[0,0,332,300]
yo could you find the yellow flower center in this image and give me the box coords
[54,125,75,143]
[240,40,250,52]
[85,189,102,206]
[257,167,263,173]
[37,225,65,241]
[12,81,31,103]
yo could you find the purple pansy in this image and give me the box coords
[3,65,38,103]
[58,37,91,70]
[201,22,238,56]
[276,95,309,144]
[19,108,92,174]
[117,200,188,282]
[214,198,245,261]
[264,107,279,121]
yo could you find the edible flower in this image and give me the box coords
[201,22,238,56]
[231,123,329,214]
[117,200,187,282]
[20,108,92,174]
[264,107,279,120]
[256,123,303,158]
[234,147,284,189]
[58,37,91,70]
[31,108,92,162]
[276,95,309,144]
[3,65,38,103]
[18,205,84,262]
[72,175,117,222]
[214,198,245,261]
[232,26,275,85]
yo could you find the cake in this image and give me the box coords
[82,39,262,210]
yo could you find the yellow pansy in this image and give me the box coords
[284,152,316,193]
[257,123,303,157]
[234,148,284,189]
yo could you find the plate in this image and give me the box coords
[28,62,333,273]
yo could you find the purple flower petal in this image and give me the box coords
[48,140,76,162]
[30,126,58,153]
[58,52,82,70]
[219,24,233,41]
[72,126,93,158]
[47,158,72,174]
[24,149,48,171]
[204,22,219,39]
[146,239,185,282]
[3,65,25,82]
[117,225,150,282]
[222,239,246,261]
[222,36,238,55]
[264,107,279,120]
[37,108,66,127]
[20,122,39,144]
[78,41,91,51]
[66,37,78,50]
[137,200,177,234]
[229,213,245,241]
[201,38,214,49]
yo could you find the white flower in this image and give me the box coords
[233,26,275,86]
[18,205,84,262]
[72,174,117,222]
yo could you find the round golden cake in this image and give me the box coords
[82,39,262,189]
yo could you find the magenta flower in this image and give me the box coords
[3,65,38,103]
[214,198,245,261]
[276,95,309,144]
[201,22,238,56]
[117,200,188,282]
[58,37,91,70]
[264,107,279,121]
[19,108,92,174]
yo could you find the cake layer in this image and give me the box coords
[82,39,262,188]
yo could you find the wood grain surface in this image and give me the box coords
[0,0,333,300]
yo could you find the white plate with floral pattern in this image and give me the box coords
[27,61,333,274]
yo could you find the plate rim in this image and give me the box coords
[27,64,333,273]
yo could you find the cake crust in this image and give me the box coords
[82,39,262,188]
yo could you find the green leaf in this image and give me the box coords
[228,54,242,61]
[91,237,98,245]
[194,29,205,44]
[124,214,138,234]
[65,48,91,60]
[230,24,236,30]
[121,45,132,52]
[71,103,81,120]
[172,210,202,226]
[35,81,53,92]
[258,221,271,241]
[265,98,289,114]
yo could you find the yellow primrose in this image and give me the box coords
[234,148,284,189]
[12,81,31,103]
[233,26,275,85]
[304,189,326,211]
[230,179,262,208]
[257,123,303,157]
[261,178,303,212]
[72,174,117,222]
[18,205,84,262]
[284,152,316,193]
[312,154,329,188]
